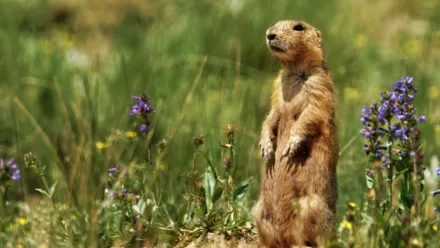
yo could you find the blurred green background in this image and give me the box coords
[1,0,440,242]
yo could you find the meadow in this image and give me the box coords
[1,0,440,247]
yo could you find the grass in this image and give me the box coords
[1,0,440,247]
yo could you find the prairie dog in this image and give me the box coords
[253,20,338,248]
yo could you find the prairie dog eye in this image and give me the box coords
[293,24,304,31]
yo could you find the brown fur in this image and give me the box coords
[253,20,338,248]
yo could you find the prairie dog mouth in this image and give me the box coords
[269,44,284,52]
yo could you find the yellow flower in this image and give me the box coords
[95,142,107,149]
[16,217,27,226]
[339,220,352,230]
[343,88,359,100]
[16,245,24,248]
[404,39,422,56]
[428,86,439,99]
[433,225,438,232]
[353,34,367,49]
[348,202,357,208]
[125,131,137,138]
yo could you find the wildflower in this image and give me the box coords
[437,168,440,176]
[16,218,27,225]
[16,244,24,248]
[125,131,137,138]
[431,189,440,197]
[416,116,426,123]
[339,220,352,230]
[433,225,438,232]
[108,164,121,173]
[348,202,357,208]
[109,189,128,200]
[108,191,117,200]
[138,123,149,134]
[96,142,107,149]
[0,158,20,182]
[130,92,155,135]
[360,129,371,139]
[192,134,205,148]
[130,93,155,117]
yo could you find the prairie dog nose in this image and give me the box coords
[267,33,277,40]
[266,28,277,40]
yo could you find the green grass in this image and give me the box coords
[1,0,440,247]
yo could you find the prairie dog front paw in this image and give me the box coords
[281,135,304,158]
[259,136,274,159]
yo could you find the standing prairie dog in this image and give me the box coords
[253,20,338,248]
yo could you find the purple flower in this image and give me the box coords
[396,115,406,121]
[361,130,371,138]
[361,106,372,119]
[130,105,140,116]
[130,92,155,135]
[431,190,440,197]
[375,150,383,158]
[363,145,370,153]
[11,171,20,182]
[408,94,414,101]
[382,160,390,167]
[436,168,440,176]
[397,94,405,102]
[416,116,426,123]
[395,128,405,137]
[390,92,397,101]
[108,164,121,173]
[139,123,149,134]
[0,157,20,183]
[109,191,117,199]
[360,117,367,124]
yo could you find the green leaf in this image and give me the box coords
[35,188,51,199]
[49,181,58,198]
[212,185,224,204]
[204,169,216,199]
[204,169,216,212]
[198,150,218,180]
[366,174,375,189]
[391,153,402,161]
[233,181,249,200]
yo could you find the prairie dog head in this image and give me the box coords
[266,20,324,65]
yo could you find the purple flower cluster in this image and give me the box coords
[360,77,426,168]
[0,158,20,183]
[130,92,155,134]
